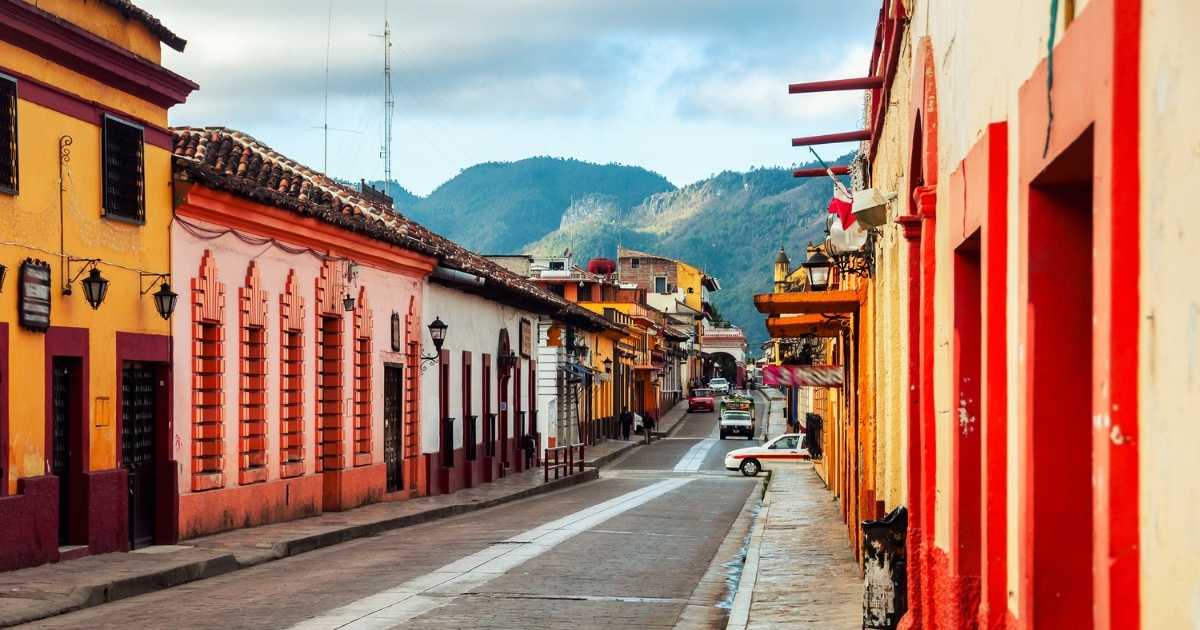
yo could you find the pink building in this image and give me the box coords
[169,128,437,540]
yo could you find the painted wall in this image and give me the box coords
[420,284,532,454]
[1138,0,1200,626]
[0,34,175,494]
[171,215,424,535]
[27,0,164,63]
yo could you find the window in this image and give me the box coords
[191,252,225,492]
[0,75,16,194]
[317,315,344,471]
[548,261,565,271]
[654,276,668,294]
[279,271,305,476]
[239,323,268,484]
[353,294,372,465]
[102,115,144,222]
[630,258,640,268]
[770,436,799,450]
[463,352,474,461]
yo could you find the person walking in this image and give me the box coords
[522,432,537,470]
[620,407,633,441]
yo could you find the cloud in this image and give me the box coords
[139,0,879,193]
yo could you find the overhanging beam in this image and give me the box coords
[754,290,863,315]
[791,129,872,147]
[794,166,849,178]
[788,76,883,94]
[765,315,845,338]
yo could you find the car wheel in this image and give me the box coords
[740,459,760,477]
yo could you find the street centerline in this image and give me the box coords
[286,477,695,630]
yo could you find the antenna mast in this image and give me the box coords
[381,0,394,193]
[323,0,333,173]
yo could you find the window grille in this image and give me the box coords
[0,75,16,194]
[102,115,144,222]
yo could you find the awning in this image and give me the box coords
[765,315,847,339]
[753,289,863,315]
[763,364,844,387]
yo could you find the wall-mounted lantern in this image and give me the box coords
[140,272,177,319]
[343,292,356,312]
[81,266,109,310]
[603,357,613,373]
[801,245,832,291]
[420,316,448,372]
[390,312,402,351]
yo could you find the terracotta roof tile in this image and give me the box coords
[171,127,612,330]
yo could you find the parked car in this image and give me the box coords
[687,388,715,412]
[707,377,730,394]
[724,433,809,477]
[719,409,755,440]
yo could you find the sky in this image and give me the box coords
[143,1,879,196]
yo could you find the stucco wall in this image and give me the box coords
[171,219,422,495]
[1138,0,1200,626]
[419,284,533,454]
[0,73,173,492]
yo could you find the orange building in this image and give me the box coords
[0,1,195,569]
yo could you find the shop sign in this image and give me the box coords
[19,258,51,333]
[763,364,843,387]
[519,318,532,358]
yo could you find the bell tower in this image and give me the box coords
[773,247,791,293]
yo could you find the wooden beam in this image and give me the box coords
[765,315,846,338]
[753,290,863,315]
[789,76,883,94]
[792,129,872,147]
[794,166,849,178]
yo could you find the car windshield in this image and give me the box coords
[709,378,727,385]
[691,389,711,397]
[723,412,751,422]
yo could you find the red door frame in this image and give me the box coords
[0,323,7,497]
[114,332,175,546]
[44,326,89,547]
[1015,0,1140,627]
[947,121,1009,629]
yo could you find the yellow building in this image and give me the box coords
[0,0,195,569]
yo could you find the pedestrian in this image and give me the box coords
[522,432,537,469]
[620,407,633,440]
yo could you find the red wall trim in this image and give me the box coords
[4,67,174,150]
[1014,0,1140,626]
[0,0,197,108]
[43,325,90,546]
[0,323,7,496]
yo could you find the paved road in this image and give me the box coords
[24,403,763,630]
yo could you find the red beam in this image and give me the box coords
[794,166,849,178]
[789,76,883,94]
[791,129,871,147]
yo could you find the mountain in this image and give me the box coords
[369,157,675,254]
[526,164,843,349]
[369,155,849,351]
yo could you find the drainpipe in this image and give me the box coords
[431,265,485,288]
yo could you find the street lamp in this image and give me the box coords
[801,246,832,291]
[603,357,613,373]
[343,292,356,312]
[420,316,449,373]
[574,340,589,361]
[152,283,178,320]
[81,266,109,310]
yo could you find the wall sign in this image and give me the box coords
[390,312,402,352]
[19,258,51,333]
[763,364,844,387]
[519,318,532,358]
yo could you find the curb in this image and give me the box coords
[0,468,598,628]
[583,441,639,469]
[726,472,775,630]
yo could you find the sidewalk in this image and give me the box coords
[726,465,863,629]
[0,466,596,627]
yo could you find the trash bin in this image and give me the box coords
[862,506,908,629]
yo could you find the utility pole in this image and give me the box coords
[380,1,394,197]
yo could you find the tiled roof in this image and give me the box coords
[99,0,186,52]
[171,127,612,330]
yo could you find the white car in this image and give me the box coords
[724,433,809,477]
[707,377,730,394]
[718,409,755,439]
